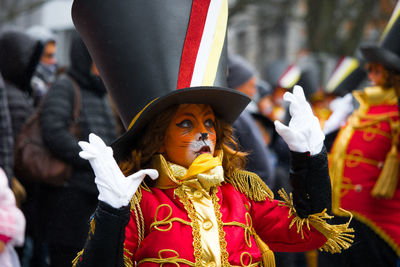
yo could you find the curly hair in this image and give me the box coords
[366,63,400,94]
[119,105,247,178]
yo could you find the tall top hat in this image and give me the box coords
[72,0,250,161]
[360,1,400,72]
[325,56,367,96]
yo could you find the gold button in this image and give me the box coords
[203,220,213,230]
[206,262,216,267]
[194,190,203,199]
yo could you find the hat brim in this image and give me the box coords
[111,86,250,162]
[360,45,400,72]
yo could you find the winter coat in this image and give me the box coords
[233,110,275,186]
[39,33,118,248]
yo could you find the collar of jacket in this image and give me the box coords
[150,151,224,192]
[353,86,398,108]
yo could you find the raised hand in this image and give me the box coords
[274,85,325,155]
[323,93,353,135]
[79,133,158,208]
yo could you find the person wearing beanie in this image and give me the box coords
[228,54,275,186]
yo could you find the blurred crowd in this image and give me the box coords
[0,3,399,265]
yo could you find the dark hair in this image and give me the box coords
[119,105,246,178]
[366,62,400,91]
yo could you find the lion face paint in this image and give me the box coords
[159,104,217,168]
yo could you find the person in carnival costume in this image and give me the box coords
[71,0,354,266]
[320,2,400,266]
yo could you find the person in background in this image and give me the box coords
[227,54,275,187]
[27,25,58,106]
[39,31,118,267]
[319,2,400,266]
[0,73,13,187]
[0,28,44,267]
[0,167,25,267]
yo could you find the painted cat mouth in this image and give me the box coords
[196,146,211,154]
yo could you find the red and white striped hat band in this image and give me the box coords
[278,64,301,89]
[177,0,228,89]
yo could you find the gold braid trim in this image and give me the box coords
[210,187,230,266]
[150,204,191,231]
[72,249,84,267]
[89,218,95,240]
[236,252,261,267]
[138,249,196,266]
[226,170,274,201]
[129,186,145,250]
[222,213,253,248]
[124,185,146,267]
[174,186,203,266]
[278,189,354,254]
[123,248,134,267]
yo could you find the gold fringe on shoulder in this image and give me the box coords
[226,170,274,201]
[278,189,354,253]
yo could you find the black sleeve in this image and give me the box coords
[75,201,131,267]
[324,130,340,153]
[289,146,332,218]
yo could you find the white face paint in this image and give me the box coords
[186,138,214,162]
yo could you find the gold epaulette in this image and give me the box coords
[278,189,354,254]
[226,169,274,201]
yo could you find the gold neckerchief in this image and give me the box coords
[151,151,224,192]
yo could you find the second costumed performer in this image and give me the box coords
[71,0,354,266]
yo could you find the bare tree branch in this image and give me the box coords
[0,0,50,26]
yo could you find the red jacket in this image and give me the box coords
[330,86,400,256]
[124,183,326,266]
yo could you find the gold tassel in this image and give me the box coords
[278,189,355,254]
[254,233,275,267]
[371,120,399,199]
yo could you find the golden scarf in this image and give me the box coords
[151,151,224,191]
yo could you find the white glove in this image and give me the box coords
[323,93,353,135]
[274,85,325,155]
[78,133,158,209]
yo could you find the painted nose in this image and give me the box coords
[200,132,208,141]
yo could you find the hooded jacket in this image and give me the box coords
[0,29,43,140]
[39,32,118,248]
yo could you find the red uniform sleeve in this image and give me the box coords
[250,197,327,252]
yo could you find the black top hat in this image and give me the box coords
[72,0,250,161]
[360,2,400,72]
[325,56,367,96]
